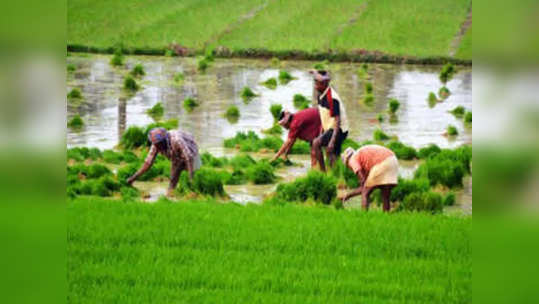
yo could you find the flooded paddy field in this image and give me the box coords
[67,54,472,212]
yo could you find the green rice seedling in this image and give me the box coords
[116,161,163,182]
[269,104,282,122]
[123,75,139,91]
[464,111,472,124]
[364,82,373,94]
[290,140,310,154]
[261,77,278,89]
[122,151,138,163]
[224,131,258,149]
[173,72,184,83]
[204,49,214,62]
[240,87,258,102]
[229,154,256,170]
[198,58,209,72]
[398,191,443,214]
[330,160,358,188]
[377,113,384,123]
[67,147,101,161]
[120,186,139,201]
[388,98,400,114]
[362,94,374,106]
[443,191,456,206]
[67,114,84,129]
[67,63,76,73]
[223,169,248,185]
[342,138,360,150]
[293,94,310,109]
[447,125,458,136]
[428,92,439,107]
[450,106,466,118]
[275,170,337,205]
[67,149,85,162]
[144,118,179,134]
[262,124,282,136]
[313,60,329,70]
[439,86,451,99]
[373,128,390,141]
[386,141,417,160]
[270,57,280,67]
[357,63,368,79]
[225,105,240,123]
[439,63,456,85]
[146,102,164,120]
[87,163,112,179]
[130,64,145,77]
[260,136,283,152]
[246,161,276,184]
[418,144,441,159]
[183,97,199,112]
[201,152,228,168]
[278,70,295,84]
[269,158,294,168]
[437,145,472,174]
[164,49,174,57]
[390,177,431,202]
[178,168,226,197]
[102,149,124,164]
[415,155,465,188]
[120,126,147,149]
[109,48,124,67]
[67,88,82,100]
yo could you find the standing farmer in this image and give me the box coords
[310,70,350,171]
[270,107,322,167]
[126,128,201,197]
[340,145,399,212]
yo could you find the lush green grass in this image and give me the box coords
[217,0,361,52]
[68,0,265,50]
[455,26,472,59]
[331,0,470,58]
[68,198,471,303]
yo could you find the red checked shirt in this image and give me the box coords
[288,107,322,143]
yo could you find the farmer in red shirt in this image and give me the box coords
[270,107,322,167]
[340,145,399,212]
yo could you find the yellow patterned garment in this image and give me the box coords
[317,86,349,132]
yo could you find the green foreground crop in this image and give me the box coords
[68,198,471,303]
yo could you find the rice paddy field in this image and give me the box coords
[67,0,472,60]
[68,197,471,303]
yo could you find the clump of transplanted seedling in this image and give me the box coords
[278,70,296,84]
[247,162,276,184]
[388,98,400,114]
[240,87,258,102]
[225,105,240,123]
[446,125,458,136]
[357,63,369,79]
[123,75,139,91]
[198,58,209,72]
[414,145,472,189]
[273,170,337,205]
[271,57,280,67]
[377,113,384,123]
[464,111,472,124]
[397,191,443,214]
[364,82,373,94]
[270,104,282,122]
[164,49,174,57]
[110,48,124,67]
[120,126,147,149]
[67,88,82,101]
[177,168,226,197]
[261,77,278,89]
[313,60,329,70]
[362,94,374,106]
[183,97,199,112]
[173,72,184,83]
[428,92,439,106]
[449,106,466,118]
[144,118,179,134]
[67,114,84,130]
[417,143,441,159]
[373,128,390,141]
[130,64,145,77]
[146,102,164,120]
[204,49,215,62]
[438,63,456,99]
[293,94,310,109]
[386,141,417,160]
[443,191,456,206]
[67,64,76,73]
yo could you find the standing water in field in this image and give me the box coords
[67,55,472,208]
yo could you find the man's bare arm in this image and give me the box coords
[127,145,157,184]
[271,138,296,162]
[328,115,341,151]
[342,171,365,201]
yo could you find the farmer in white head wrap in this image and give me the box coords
[340,145,399,211]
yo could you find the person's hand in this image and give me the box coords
[339,193,349,202]
[126,176,135,186]
[270,155,278,163]
[166,188,175,198]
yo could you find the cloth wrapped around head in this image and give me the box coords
[342,147,355,166]
[148,127,169,145]
[309,69,331,82]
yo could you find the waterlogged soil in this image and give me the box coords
[67,54,472,212]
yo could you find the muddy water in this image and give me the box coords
[67,54,472,211]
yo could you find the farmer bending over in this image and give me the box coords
[310,70,349,171]
[126,128,201,197]
[340,145,399,212]
[270,107,321,167]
